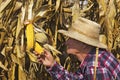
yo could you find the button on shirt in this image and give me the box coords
[47,49,120,80]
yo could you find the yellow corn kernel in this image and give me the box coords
[35,42,44,54]
[26,23,34,50]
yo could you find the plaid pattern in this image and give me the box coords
[47,49,120,80]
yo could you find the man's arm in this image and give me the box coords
[47,62,84,80]
[47,62,116,80]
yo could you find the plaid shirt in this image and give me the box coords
[47,49,120,80]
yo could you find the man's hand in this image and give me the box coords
[33,49,55,67]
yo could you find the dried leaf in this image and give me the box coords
[43,44,61,55]
[55,0,60,11]
[64,57,71,71]
[1,47,6,56]
[48,0,52,5]
[28,0,33,20]
[27,51,38,62]
[107,0,116,27]
[11,54,19,64]
[0,32,6,47]
[63,8,72,13]
[55,56,60,64]
[97,0,107,17]
[21,6,26,24]
[13,1,22,12]
[5,47,13,53]
[8,37,14,46]
[116,0,120,10]
[0,61,8,71]
[18,66,27,80]
[107,0,116,18]
[72,1,80,21]
[34,5,54,20]
[0,0,11,12]
[105,17,113,50]
[99,34,107,46]
[8,63,16,80]
[0,0,120,79]
[16,44,24,58]
[53,17,59,48]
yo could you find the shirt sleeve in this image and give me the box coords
[46,62,84,80]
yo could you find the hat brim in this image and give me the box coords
[58,30,107,49]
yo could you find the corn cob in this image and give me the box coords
[34,42,44,55]
[27,42,44,62]
[26,23,34,50]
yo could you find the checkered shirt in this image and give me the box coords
[47,49,120,80]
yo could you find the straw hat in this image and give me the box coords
[58,17,107,49]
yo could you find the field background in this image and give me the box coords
[0,0,120,80]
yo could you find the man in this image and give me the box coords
[34,17,120,80]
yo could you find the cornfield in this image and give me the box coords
[0,0,120,80]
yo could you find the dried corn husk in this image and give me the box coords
[0,0,120,79]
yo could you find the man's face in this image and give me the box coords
[65,38,89,61]
[65,38,83,55]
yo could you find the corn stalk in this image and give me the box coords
[0,0,120,80]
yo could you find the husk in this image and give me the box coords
[0,0,120,79]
